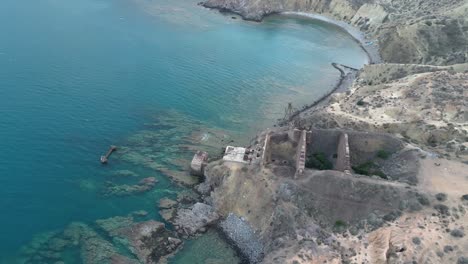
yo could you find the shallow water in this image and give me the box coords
[0,0,367,262]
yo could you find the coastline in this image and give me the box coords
[201,5,382,127]
[279,12,381,64]
[270,12,380,125]
[198,2,468,263]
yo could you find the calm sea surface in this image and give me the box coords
[0,0,367,262]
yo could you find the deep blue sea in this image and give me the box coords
[0,0,367,262]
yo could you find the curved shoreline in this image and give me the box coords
[201,4,382,127]
[271,12,380,125]
[279,12,381,64]
[201,3,381,64]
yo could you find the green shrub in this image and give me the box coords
[305,152,333,170]
[377,150,390,159]
[352,161,387,179]
[357,99,365,106]
[334,220,346,227]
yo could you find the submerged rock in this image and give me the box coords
[80,236,118,264]
[160,208,177,222]
[132,210,149,218]
[113,220,182,264]
[95,216,134,237]
[159,198,177,209]
[101,177,158,197]
[109,254,140,264]
[111,170,139,177]
[63,222,125,264]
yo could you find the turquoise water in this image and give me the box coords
[0,0,367,262]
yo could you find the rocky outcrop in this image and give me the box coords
[203,0,468,65]
[203,0,363,23]
[158,198,178,222]
[173,203,219,236]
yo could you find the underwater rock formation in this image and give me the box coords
[113,220,182,263]
[101,177,158,197]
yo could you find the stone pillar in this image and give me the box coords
[295,130,307,177]
[262,133,271,166]
[335,133,351,174]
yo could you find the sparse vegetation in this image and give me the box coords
[435,193,447,202]
[352,161,388,179]
[412,237,421,245]
[334,220,346,227]
[305,152,333,170]
[357,99,365,106]
[377,150,390,159]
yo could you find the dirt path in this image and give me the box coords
[418,158,468,198]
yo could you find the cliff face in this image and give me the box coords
[203,0,368,22]
[203,0,468,65]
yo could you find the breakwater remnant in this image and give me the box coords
[278,63,359,127]
[100,145,117,164]
[220,213,264,263]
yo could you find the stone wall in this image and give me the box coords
[295,130,307,176]
[347,131,403,166]
[335,133,351,173]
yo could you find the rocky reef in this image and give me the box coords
[19,214,184,264]
[112,220,182,263]
[101,177,158,197]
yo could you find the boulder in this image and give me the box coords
[174,203,219,236]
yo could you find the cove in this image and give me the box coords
[0,0,367,262]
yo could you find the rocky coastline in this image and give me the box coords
[18,0,467,263]
[194,0,468,263]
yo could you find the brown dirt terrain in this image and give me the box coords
[300,65,468,161]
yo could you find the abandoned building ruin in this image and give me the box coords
[190,150,209,176]
[261,128,351,177]
[192,125,407,182]
[260,127,406,179]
